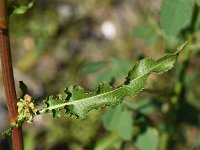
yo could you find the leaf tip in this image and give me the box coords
[176,41,188,54]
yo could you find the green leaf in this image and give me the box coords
[96,69,115,83]
[4,44,185,134]
[13,1,34,14]
[160,0,192,36]
[111,58,132,76]
[40,50,180,118]
[19,81,28,96]
[44,94,66,118]
[124,98,159,114]
[96,58,132,83]
[166,36,181,51]
[136,127,159,150]
[94,133,122,150]
[145,35,158,46]
[133,25,152,38]
[196,0,200,7]
[24,131,36,150]
[102,105,122,130]
[102,105,133,140]
[82,61,108,74]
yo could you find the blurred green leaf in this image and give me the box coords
[13,1,34,15]
[160,0,192,36]
[94,133,122,150]
[133,25,152,38]
[124,99,150,110]
[166,36,181,51]
[196,0,200,6]
[133,24,158,46]
[102,105,133,140]
[124,98,157,114]
[96,69,115,83]
[24,131,36,150]
[96,58,132,83]
[136,127,159,150]
[82,61,108,74]
[195,132,200,146]
[145,35,158,46]
[111,58,132,76]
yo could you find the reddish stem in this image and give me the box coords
[0,0,23,150]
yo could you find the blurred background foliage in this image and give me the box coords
[0,0,200,150]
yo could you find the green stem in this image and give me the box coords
[159,131,169,150]
[159,3,199,150]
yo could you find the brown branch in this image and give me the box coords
[0,0,24,150]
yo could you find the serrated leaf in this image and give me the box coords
[44,94,66,118]
[68,86,90,100]
[39,50,180,118]
[160,0,192,36]
[96,83,113,94]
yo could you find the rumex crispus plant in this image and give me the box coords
[1,0,199,150]
[3,46,183,135]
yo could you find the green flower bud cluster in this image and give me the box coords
[17,94,38,123]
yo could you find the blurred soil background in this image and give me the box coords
[1,0,200,150]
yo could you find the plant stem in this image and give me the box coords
[0,0,23,150]
[159,131,169,150]
[159,3,199,150]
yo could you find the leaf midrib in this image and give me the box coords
[39,54,175,114]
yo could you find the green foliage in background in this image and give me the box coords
[3,48,181,138]
[8,0,35,15]
[102,104,133,140]
[2,0,200,150]
[160,0,192,36]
